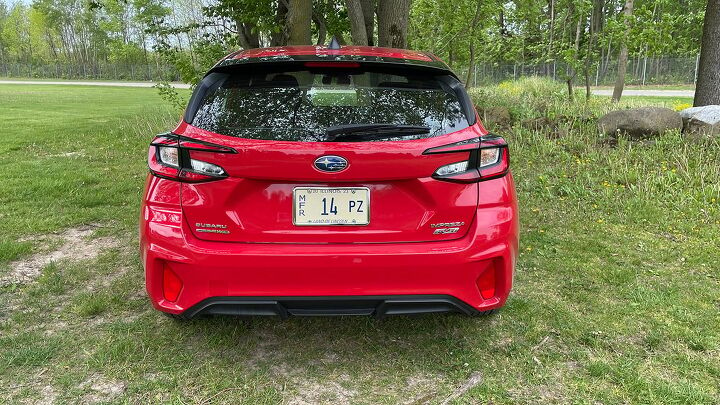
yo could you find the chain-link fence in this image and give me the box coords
[0,63,181,82]
[0,57,699,86]
[457,56,700,87]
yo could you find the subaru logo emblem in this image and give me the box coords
[314,155,348,172]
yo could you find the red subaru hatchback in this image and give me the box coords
[140,44,519,319]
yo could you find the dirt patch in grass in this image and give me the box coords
[287,374,358,405]
[402,374,444,404]
[79,374,127,404]
[46,151,86,158]
[1,225,119,286]
[440,372,483,405]
[40,385,58,404]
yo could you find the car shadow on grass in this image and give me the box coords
[164,312,501,401]
[176,312,499,367]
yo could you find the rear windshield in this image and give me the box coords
[188,67,471,142]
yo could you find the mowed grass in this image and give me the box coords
[0,84,719,403]
[0,85,181,258]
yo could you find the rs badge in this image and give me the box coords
[431,221,464,235]
[433,227,460,234]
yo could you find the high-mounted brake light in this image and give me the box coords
[304,61,361,68]
[148,133,236,183]
[427,135,509,183]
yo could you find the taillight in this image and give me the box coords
[162,264,183,302]
[476,135,510,179]
[476,267,496,299]
[425,135,509,183]
[148,132,236,182]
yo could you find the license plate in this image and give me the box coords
[293,187,370,226]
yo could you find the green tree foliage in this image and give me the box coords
[0,0,170,67]
[0,0,707,92]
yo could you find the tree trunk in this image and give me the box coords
[361,0,375,45]
[602,38,612,77]
[499,9,510,37]
[237,22,260,49]
[612,0,634,102]
[566,14,583,101]
[566,79,574,101]
[377,0,411,48]
[694,0,720,106]
[286,0,312,46]
[584,0,603,100]
[347,0,368,45]
[313,10,328,45]
[547,0,555,59]
[464,0,482,89]
[271,1,289,46]
[465,42,475,89]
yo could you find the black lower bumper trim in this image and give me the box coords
[179,295,479,319]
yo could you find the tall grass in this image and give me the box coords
[470,78,720,236]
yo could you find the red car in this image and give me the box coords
[140,43,519,319]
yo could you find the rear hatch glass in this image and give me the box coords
[189,66,470,141]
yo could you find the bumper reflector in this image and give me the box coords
[476,267,496,299]
[163,264,183,302]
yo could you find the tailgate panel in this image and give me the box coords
[179,125,483,244]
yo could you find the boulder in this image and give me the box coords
[598,107,682,139]
[679,105,720,136]
[479,106,512,128]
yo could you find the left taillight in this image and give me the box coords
[162,263,183,302]
[426,134,510,183]
[148,132,236,183]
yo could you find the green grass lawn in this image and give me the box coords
[1,84,719,403]
[0,77,149,82]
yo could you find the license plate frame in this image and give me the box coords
[292,187,370,226]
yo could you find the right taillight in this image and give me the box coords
[148,132,236,183]
[427,135,509,183]
[476,266,496,299]
[476,135,510,180]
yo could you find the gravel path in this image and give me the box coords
[591,89,694,97]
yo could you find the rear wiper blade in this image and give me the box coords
[325,124,430,142]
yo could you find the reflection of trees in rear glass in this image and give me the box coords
[191,85,468,142]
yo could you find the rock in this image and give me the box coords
[598,107,682,139]
[479,106,512,128]
[679,105,720,136]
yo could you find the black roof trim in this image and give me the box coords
[209,53,456,78]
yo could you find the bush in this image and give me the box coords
[468,78,720,237]
[469,77,691,132]
[470,77,569,122]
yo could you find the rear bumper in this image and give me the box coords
[181,295,480,319]
[140,175,519,318]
